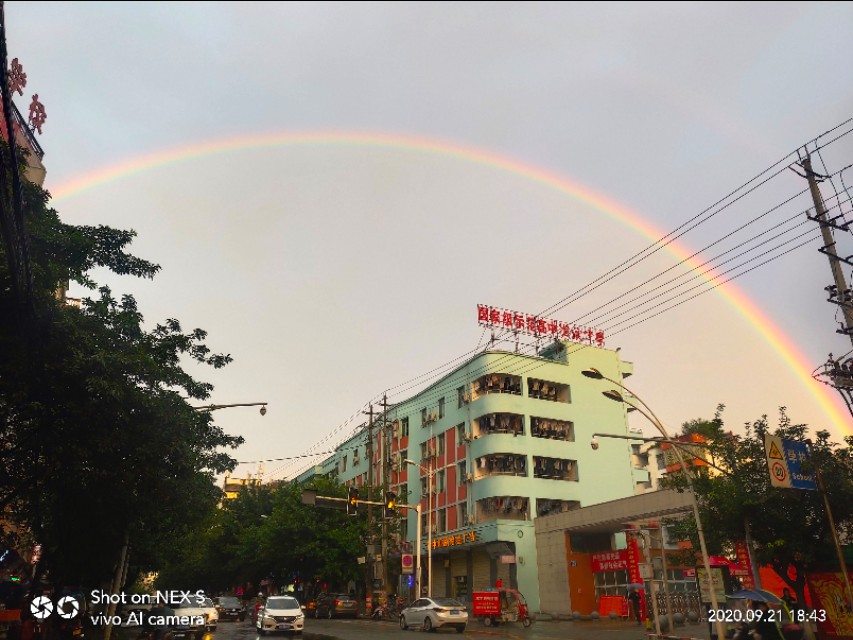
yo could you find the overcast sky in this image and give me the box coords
[9,1,853,482]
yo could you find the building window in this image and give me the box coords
[472,373,522,399]
[473,413,524,437]
[399,449,407,470]
[456,423,466,442]
[400,483,408,503]
[439,397,446,419]
[474,454,526,478]
[656,453,666,470]
[457,460,467,484]
[476,496,529,522]
[527,377,571,403]
[353,447,359,458]
[535,498,580,517]
[401,417,409,437]
[530,417,575,441]
[437,470,446,493]
[340,456,347,473]
[421,408,427,426]
[457,386,466,408]
[437,508,447,533]
[459,501,469,525]
[533,456,578,481]
[437,433,445,455]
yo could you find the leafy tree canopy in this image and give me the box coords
[0,152,242,587]
[664,406,853,608]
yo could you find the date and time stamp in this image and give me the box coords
[707,608,828,624]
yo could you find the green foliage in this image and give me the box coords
[156,479,368,595]
[663,406,853,607]
[0,158,241,587]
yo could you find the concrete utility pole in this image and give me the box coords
[379,394,392,597]
[364,405,375,602]
[801,153,853,420]
[803,154,853,344]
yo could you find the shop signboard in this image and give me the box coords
[696,566,729,604]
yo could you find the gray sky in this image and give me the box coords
[9,1,853,482]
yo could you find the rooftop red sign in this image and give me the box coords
[477,304,605,347]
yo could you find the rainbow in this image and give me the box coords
[48,130,851,434]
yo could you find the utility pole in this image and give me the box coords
[379,394,393,598]
[363,405,375,605]
[801,154,853,416]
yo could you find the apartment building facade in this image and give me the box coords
[319,339,642,611]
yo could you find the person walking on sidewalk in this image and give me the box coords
[627,588,642,625]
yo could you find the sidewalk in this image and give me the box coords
[534,615,711,640]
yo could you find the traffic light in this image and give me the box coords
[384,491,397,518]
[346,486,359,516]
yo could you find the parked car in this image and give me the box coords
[399,597,467,633]
[214,597,246,622]
[173,595,218,632]
[141,605,178,640]
[314,593,358,619]
[256,595,304,635]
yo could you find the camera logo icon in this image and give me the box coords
[30,596,53,620]
[57,596,80,619]
[30,596,80,619]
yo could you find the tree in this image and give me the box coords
[156,478,368,598]
[0,150,242,588]
[664,407,853,608]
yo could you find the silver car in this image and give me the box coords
[399,597,467,633]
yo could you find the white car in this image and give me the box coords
[256,596,305,635]
[399,597,467,633]
[173,596,219,632]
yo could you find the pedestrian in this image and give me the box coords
[752,602,784,640]
[781,588,799,618]
[495,578,502,589]
[627,588,642,625]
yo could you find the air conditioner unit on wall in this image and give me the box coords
[466,514,475,525]
[429,412,438,422]
[463,432,472,442]
[353,455,360,465]
[465,472,473,483]
[463,393,471,403]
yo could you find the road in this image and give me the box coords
[208,614,710,640]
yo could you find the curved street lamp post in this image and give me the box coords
[582,368,726,640]
[404,458,435,598]
[192,402,268,415]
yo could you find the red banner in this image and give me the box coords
[626,534,642,585]
[733,541,755,588]
[808,572,853,639]
[591,550,629,572]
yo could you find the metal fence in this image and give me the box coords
[651,591,705,620]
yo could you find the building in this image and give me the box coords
[326,339,640,611]
[632,433,727,494]
[222,472,263,501]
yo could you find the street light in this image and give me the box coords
[582,367,726,640]
[404,458,434,598]
[192,402,268,416]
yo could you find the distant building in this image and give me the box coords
[222,473,262,501]
[632,432,726,494]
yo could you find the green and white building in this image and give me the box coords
[303,339,642,611]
